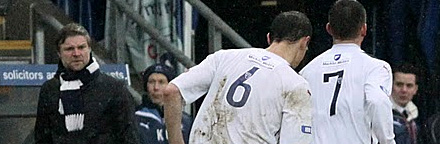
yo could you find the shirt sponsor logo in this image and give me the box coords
[322,54,350,66]
[323,60,350,66]
[248,54,275,69]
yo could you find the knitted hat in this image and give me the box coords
[142,64,176,90]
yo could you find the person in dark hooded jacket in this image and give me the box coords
[136,63,193,144]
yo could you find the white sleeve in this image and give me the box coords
[365,63,396,144]
[279,82,312,144]
[170,52,218,104]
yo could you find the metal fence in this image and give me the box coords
[1,0,251,143]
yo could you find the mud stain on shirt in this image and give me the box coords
[282,86,311,121]
[193,76,235,143]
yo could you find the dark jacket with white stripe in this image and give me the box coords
[34,73,140,144]
[135,96,193,144]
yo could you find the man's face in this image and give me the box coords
[147,73,169,106]
[58,35,91,71]
[391,72,418,107]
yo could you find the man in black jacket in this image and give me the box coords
[34,23,139,144]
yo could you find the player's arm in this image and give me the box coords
[163,50,221,144]
[365,63,396,144]
[163,83,184,144]
[279,82,312,144]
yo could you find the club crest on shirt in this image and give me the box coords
[262,56,271,61]
[244,71,254,79]
[334,54,341,60]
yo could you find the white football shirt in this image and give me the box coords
[300,44,395,144]
[171,48,312,144]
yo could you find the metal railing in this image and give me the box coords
[109,0,196,68]
[108,0,252,68]
[16,0,251,120]
[13,0,251,143]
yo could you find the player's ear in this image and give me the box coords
[326,23,333,36]
[266,33,271,45]
[300,36,311,50]
[360,24,367,37]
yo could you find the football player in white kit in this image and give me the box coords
[300,0,396,144]
[163,11,313,144]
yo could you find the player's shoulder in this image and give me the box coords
[361,53,391,71]
[275,65,308,85]
[365,54,389,65]
[300,49,329,74]
[351,53,392,79]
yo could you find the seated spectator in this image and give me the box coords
[135,63,193,144]
[391,63,419,144]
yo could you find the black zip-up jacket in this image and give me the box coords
[35,73,140,144]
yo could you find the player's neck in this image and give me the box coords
[333,36,363,46]
[266,42,299,66]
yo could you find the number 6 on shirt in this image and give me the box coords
[323,70,344,116]
[226,67,260,107]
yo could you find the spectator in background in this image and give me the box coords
[391,64,419,144]
[34,23,139,143]
[136,63,192,144]
[387,0,440,135]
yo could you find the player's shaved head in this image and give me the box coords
[269,11,312,43]
[328,0,366,40]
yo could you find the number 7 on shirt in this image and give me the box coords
[323,70,344,116]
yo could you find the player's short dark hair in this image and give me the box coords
[393,63,420,84]
[56,23,91,51]
[269,11,312,43]
[328,0,366,40]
